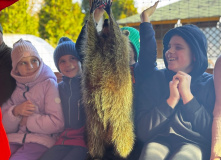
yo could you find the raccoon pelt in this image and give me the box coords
[81,1,134,159]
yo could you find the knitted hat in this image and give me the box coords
[54,37,79,72]
[121,27,140,62]
[11,38,41,72]
[163,24,208,78]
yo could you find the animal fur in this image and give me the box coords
[81,0,134,159]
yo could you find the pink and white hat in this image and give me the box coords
[11,38,41,72]
[11,38,43,84]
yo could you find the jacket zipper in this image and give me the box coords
[62,130,68,145]
[78,100,80,120]
[22,84,29,143]
[23,84,29,99]
[68,79,72,127]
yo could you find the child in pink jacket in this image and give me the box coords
[2,39,64,160]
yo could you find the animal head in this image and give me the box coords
[100,19,130,39]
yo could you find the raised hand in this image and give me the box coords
[167,78,180,108]
[173,71,193,104]
[90,0,112,14]
[102,0,112,15]
[140,1,159,23]
[90,0,101,14]
[13,100,35,117]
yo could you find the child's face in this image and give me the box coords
[165,35,194,73]
[15,56,40,77]
[58,55,82,78]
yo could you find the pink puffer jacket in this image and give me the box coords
[2,63,64,148]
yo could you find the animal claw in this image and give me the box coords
[103,0,112,15]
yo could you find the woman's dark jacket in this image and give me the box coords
[0,42,16,106]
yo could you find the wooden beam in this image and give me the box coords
[121,17,220,27]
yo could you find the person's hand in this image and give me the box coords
[13,100,35,117]
[90,0,112,14]
[94,7,105,23]
[173,71,193,104]
[167,78,180,108]
[211,158,221,160]
[19,116,28,126]
[140,1,159,23]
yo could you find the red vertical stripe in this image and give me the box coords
[0,107,11,160]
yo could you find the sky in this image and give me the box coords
[31,0,181,16]
[72,0,181,13]
[135,0,180,13]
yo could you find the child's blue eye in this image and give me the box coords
[20,62,26,65]
[32,59,37,63]
[175,46,183,50]
[59,60,65,64]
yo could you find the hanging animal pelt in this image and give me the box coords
[81,0,134,159]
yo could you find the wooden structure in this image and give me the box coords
[117,0,221,69]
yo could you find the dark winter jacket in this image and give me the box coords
[56,75,86,146]
[134,23,215,149]
[0,42,16,106]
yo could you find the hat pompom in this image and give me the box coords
[58,37,71,44]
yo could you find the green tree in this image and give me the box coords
[39,0,85,47]
[81,0,90,21]
[81,0,137,21]
[112,0,138,20]
[0,0,39,36]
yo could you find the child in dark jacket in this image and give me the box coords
[134,1,215,160]
[39,37,87,160]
